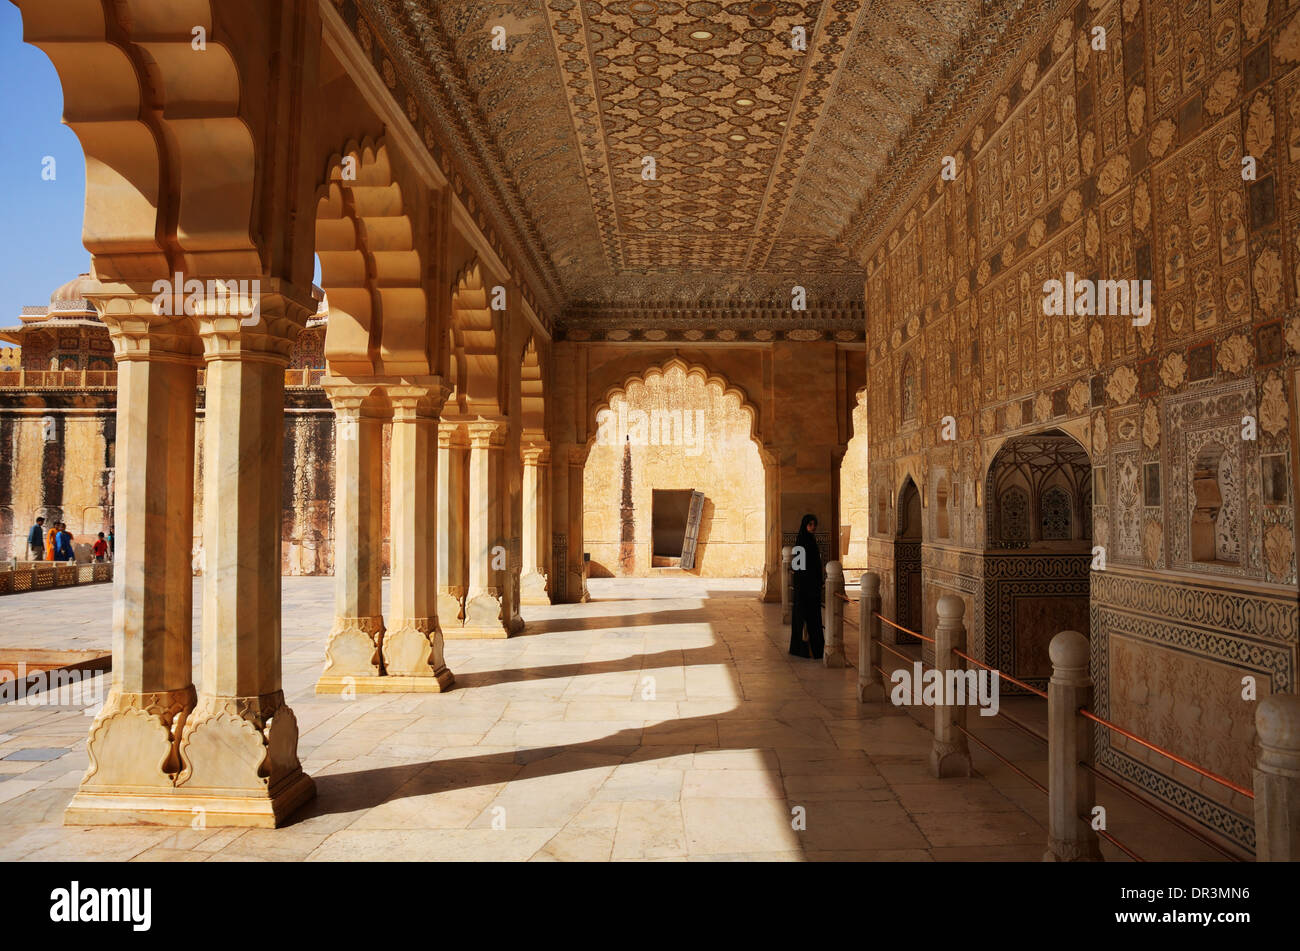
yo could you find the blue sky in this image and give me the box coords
[0,4,90,322]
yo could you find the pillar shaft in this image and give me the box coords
[317,385,385,692]
[384,385,454,686]
[69,304,200,817]
[520,442,550,604]
[462,418,512,635]
[173,307,313,825]
[436,424,467,626]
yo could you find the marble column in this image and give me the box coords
[66,300,201,825]
[520,442,551,604]
[174,297,315,827]
[930,594,972,778]
[316,384,385,693]
[385,384,454,687]
[462,417,513,636]
[436,422,468,630]
[566,444,589,604]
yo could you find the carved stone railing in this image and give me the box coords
[0,561,113,595]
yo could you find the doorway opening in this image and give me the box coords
[893,476,922,643]
[651,489,704,567]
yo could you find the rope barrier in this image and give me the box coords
[951,646,1048,699]
[1079,761,1244,862]
[873,612,934,644]
[853,594,1253,858]
[1077,708,1254,799]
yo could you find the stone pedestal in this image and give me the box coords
[1043,630,1103,861]
[858,572,886,702]
[930,594,972,778]
[822,560,847,668]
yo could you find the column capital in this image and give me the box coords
[466,416,507,449]
[388,378,452,420]
[197,278,315,365]
[322,382,387,417]
[83,281,202,364]
[522,440,551,466]
[438,421,469,449]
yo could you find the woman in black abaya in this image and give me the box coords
[788,513,825,659]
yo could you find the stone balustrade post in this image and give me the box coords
[930,594,972,778]
[822,561,846,668]
[780,545,792,624]
[1254,693,1300,861]
[858,572,885,701]
[1044,630,1102,862]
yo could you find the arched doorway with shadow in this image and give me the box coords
[981,428,1093,695]
[892,475,922,644]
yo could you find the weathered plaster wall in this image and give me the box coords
[861,0,1300,853]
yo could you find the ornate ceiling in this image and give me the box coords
[366,0,1018,324]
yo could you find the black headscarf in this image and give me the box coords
[792,512,823,594]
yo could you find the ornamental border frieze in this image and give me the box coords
[1091,570,1299,646]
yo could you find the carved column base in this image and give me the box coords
[382,618,455,690]
[65,686,196,824]
[1043,838,1104,862]
[929,740,972,778]
[437,587,466,627]
[857,681,888,703]
[70,689,313,828]
[762,565,782,603]
[520,570,550,605]
[823,648,847,669]
[316,615,384,693]
[454,590,514,638]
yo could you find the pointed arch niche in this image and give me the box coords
[981,428,1093,693]
[583,358,771,579]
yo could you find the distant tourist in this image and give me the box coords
[92,532,108,563]
[107,529,114,560]
[45,521,57,561]
[788,513,825,660]
[27,516,45,561]
[56,523,75,562]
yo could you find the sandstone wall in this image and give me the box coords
[860,0,1300,853]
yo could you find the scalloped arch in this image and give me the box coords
[451,259,500,414]
[588,356,765,455]
[318,137,428,377]
[13,0,261,280]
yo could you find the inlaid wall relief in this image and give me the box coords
[862,0,1300,851]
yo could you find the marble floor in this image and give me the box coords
[0,576,1228,861]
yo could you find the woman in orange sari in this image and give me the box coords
[44,523,57,560]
